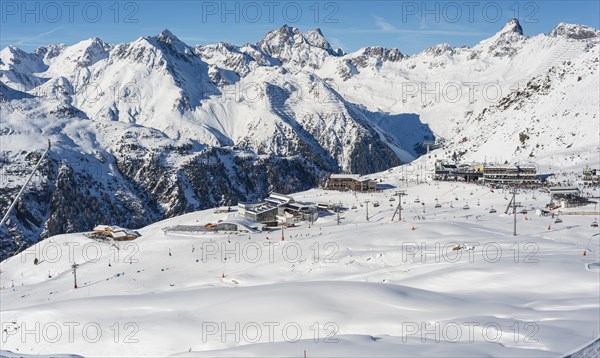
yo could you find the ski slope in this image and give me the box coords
[1,167,599,357]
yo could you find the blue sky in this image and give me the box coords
[1,1,599,55]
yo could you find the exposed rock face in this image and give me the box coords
[1,19,599,260]
[0,141,325,260]
[549,23,600,40]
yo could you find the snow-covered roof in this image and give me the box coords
[266,193,295,205]
[329,174,374,182]
[111,231,128,239]
[483,163,537,170]
[287,202,317,211]
[330,174,361,180]
[223,217,266,231]
[93,225,128,232]
[238,202,277,215]
[549,186,579,191]
[268,192,294,201]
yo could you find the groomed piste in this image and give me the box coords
[1,163,599,357]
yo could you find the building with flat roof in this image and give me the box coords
[285,202,318,222]
[434,161,539,185]
[434,161,482,182]
[548,186,580,196]
[163,218,267,234]
[325,174,376,192]
[547,186,589,209]
[237,202,278,225]
[481,164,538,185]
[265,193,295,206]
[91,225,138,241]
[238,192,319,226]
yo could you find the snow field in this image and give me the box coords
[1,177,599,357]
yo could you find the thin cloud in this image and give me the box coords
[179,37,222,45]
[331,16,487,37]
[14,27,63,46]
[329,37,345,51]
[374,16,398,32]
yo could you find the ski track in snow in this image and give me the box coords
[1,176,599,357]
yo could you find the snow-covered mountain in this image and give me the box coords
[1,19,598,259]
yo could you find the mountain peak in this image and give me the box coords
[499,18,523,35]
[259,25,296,47]
[157,29,181,44]
[307,27,324,36]
[90,37,107,45]
[147,29,196,57]
[280,24,300,33]
[549,23,600,40]
[5,45,25,55]
[302,28,333,51]
[256,25,341,66]
[424,43,455,57]
[79,37,111,52]
[0,45,47,73]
